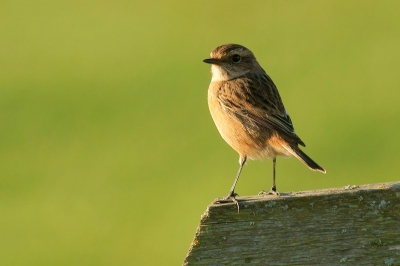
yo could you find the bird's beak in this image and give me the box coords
[203,58,220,65]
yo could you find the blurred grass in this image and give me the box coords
[1,0,400,265]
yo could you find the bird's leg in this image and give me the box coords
[269,157,280,195]
[225,155,246,199]
[259,157,280,196]
[215,155,246,212]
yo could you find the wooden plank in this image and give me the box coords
[184,182,400,265]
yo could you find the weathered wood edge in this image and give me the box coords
[183,181,400,265]
[202,181,400,223]
[210,181,400,206]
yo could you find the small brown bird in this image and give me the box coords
[204,44,325,204]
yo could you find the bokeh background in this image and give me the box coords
[1,1,399,265]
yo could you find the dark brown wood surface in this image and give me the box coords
[184,182,400,265]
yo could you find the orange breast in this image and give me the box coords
[208,85,270,160]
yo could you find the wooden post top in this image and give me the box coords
[184,181,400,265]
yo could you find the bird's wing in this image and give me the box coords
[246,111,305,147]
[217,74,306,147]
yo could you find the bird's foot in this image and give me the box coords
[214,192,240,213]
[258,187,280,196]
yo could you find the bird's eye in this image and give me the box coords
[232,54,241,63]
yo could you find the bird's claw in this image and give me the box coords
[258,189,280,196]
[214,192,240,212]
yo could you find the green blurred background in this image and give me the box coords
[1,1,399,265]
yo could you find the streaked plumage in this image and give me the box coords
[204,44,325,207]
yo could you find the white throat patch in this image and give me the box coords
[211,65,228,82]
[211,65,250,82]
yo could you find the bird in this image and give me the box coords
[203,44,325,206]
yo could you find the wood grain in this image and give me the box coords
[184,182,400,265]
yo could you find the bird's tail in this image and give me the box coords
[283,145,326,173]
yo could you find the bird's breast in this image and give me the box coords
[207,83,273,159]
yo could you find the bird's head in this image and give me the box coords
[203,44,263,82]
